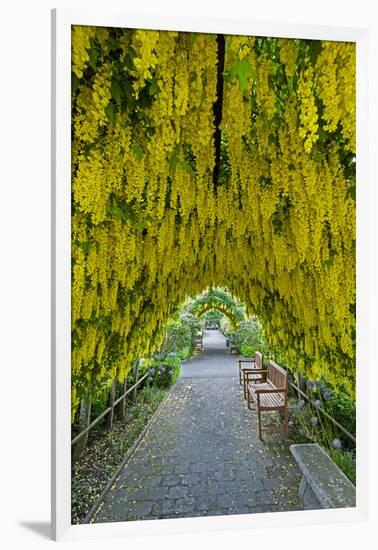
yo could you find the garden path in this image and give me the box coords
[92,330,303,523]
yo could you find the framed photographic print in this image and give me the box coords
[51,7,369,542]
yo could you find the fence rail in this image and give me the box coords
[71,372,149,447]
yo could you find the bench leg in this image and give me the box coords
[257,405,262,439]
[247,387,256,411]
[247,387,251,408]
[298,475,323,510]
[243,374,248,398]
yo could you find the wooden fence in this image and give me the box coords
[71,360,149,457]
[289,381,356,444]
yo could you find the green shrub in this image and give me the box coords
[324,390,356,440]
[149,354,181,388]
[180,313,201,352]
[161,320,192,355]
[240,343,254,357]
[230,318,269,357]
[87,381,112,419]
[177,346,190,360]
[158,314,201,358]
[329,448,356,485]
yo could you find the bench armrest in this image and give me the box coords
[245,370,267,382]
[255,387,286,394]
[242,368,262,373]
[245,369,267,375]
[244,370,265,379]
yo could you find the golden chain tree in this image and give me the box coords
[71,27,356,416]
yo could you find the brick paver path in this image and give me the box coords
[93,331,303,523]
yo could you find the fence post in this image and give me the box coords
[296,368,302,401]
[106,380,116,431]
[115,376,128,420]
[132,360,140,403]
[121,376,128,419]
[73,397,91,461]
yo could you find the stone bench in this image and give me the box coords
[290,443,356,509]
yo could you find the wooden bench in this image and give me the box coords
[290,444,356,509]
[238,352,264,391]
[194,332,203,351]
[229,344,237,354]
[246,360,288,439]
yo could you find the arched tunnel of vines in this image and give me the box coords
[71,26,356,523]
[72,27,355,412]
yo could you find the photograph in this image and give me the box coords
[69,25,357,526]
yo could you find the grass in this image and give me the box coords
[71,385,167,524]
[329,448,356,485]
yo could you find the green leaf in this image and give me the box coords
[111,80,122,107]
[133,143,144,161]
[121,78,134,104]
[149,80,159,96]
[107,34,118,52]
[307,40,322,65]
[347,184,356,201]
[71,72,80,93]
[169,152,179,173]
[189,71,197,84]
[146,126,156,137]
[88,44,99,71]
[268,133,278,147]
[124,46,137,70]
[105,102,115,124]
[258,175,272,188]
[272,214,283,235]
[224,60,256,92]
[180,159,194,174]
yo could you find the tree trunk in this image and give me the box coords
[116,377,128,421]
[72,397,91,462]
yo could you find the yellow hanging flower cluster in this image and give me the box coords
[71,27,356,417]
[298,67,319,153]
[72,25,96,78]
[131,29,160,96]
[74,62,112,143]
[279,38,297,78]
[316,41,356,150]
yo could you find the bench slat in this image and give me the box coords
[248,382,285,408]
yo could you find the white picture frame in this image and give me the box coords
[51,7,369,541]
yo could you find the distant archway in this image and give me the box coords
[188,288,245,330]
